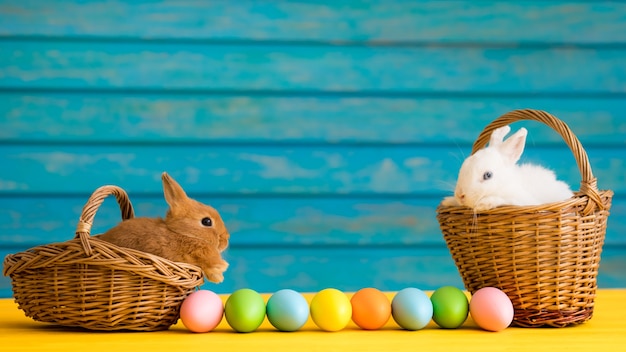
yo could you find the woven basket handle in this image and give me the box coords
[471,109,605,213]
[74,185,135,256]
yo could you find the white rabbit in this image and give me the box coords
[441,125,574,211]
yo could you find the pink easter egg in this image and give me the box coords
[469,287,514,332]
[180,290,224,333]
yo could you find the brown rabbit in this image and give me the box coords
[98,172,229,283]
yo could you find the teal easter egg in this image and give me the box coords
[266,289,309,332]
[391,287,433,330]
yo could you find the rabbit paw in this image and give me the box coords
[441,196,460,207]
[206,271,224,283]
[204,260,229,283]
[474,196,505,212]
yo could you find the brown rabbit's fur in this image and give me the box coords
[98,172,230,283]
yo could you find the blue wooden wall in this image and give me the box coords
[1,0,625,298]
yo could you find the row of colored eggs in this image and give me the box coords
[179,286,514,333]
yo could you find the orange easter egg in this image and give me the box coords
[350,287,392,330]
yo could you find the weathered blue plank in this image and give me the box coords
[0,145,621,194]
[215,245,626,293]
[0,246,461,298]
[220,246,468,294]
[1,0,625,302]
[220,246,626,293]
[2,41,625,93]
[2,93,626,145]
[1,1,626,43]
[1,195,624,248]
[0,196,442,247]
[2,245,624,298]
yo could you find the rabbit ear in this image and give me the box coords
[499,127,527,164]
[162,172,190,209]
[489,125,511,147]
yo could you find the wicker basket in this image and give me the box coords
[3,185,204,331]
[436,109,613,328]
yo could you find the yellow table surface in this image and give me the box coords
[1,290,625,352]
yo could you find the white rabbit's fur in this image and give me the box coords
[442,125,573,211]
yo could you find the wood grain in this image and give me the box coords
[2,41,625,92]
[2,94,625,144]
[1,1,624,297]
[1,0,625,43]
[1,195,624,249]
[0,144,622,194]
[1,246,624,298]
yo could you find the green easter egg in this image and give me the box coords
[430,286,469,329]
[224,288,266,333]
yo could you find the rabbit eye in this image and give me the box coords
[201,217,213,227]
[483,171,493,181]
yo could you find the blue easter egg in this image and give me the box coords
[266,289,309,332]
[391,287,433,330]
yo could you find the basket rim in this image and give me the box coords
[436,189,613,214]
[3,236,204,289]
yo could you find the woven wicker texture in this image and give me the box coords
[3,185,204,331]
[437,109,613,327]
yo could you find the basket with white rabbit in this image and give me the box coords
[2,173,229,331]
[436,109,613,327]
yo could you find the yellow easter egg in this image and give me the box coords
[310,288,352,332]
